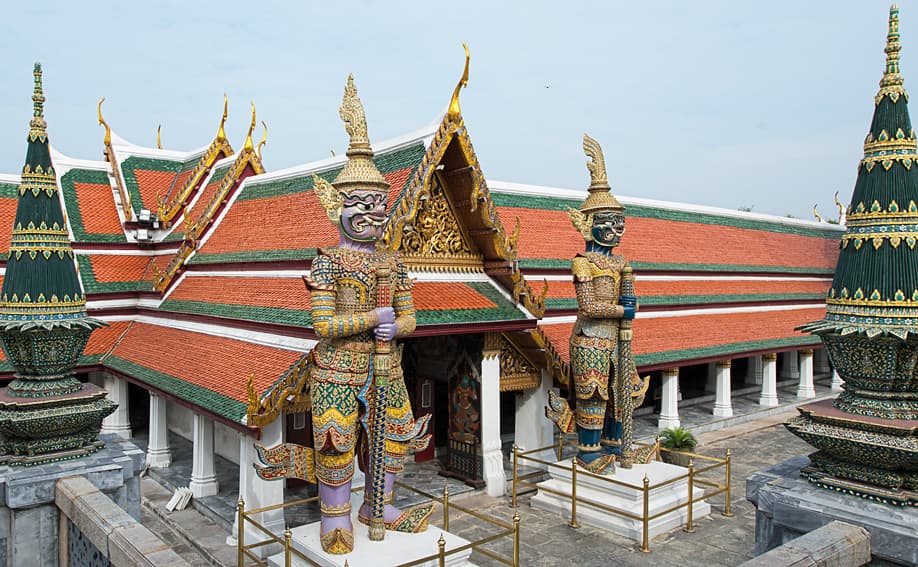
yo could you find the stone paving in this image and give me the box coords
[138,407,826,566]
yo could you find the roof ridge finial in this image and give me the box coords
[447,43,470,122]
[157,124,162,150]
[243,101,257,152]
[29,63,47,140]
[216,93,228,142]
[97,98,112,147]
[257,120,267,161]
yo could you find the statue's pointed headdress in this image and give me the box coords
[314,75,389,223]
[568,134,623,239]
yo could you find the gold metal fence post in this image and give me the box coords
[641,475,650,553]
[443,485,450,532]
[284,526,292,566]
[237,499,245,567]
[723,448,734,517]
[438,533,447,567]
[512,444,519,508]
[685,460,696,533]
[513,510,521,567]
[569,459,580,528]
[557,431,563,460]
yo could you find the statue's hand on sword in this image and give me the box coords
[374,306,396,341]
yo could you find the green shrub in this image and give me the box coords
[658,426,697,451]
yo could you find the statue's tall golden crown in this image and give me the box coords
[333,75,389,194]
[578,134,623,214]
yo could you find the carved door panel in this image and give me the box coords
[413,377,435,462]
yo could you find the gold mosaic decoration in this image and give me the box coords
[499,335,541,392]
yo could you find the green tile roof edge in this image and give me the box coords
[491,192,843,240]
[188,248,318,265]
[120,155,183,215]
[520,258,836,273]
[634,336,822,367]
[159,300,312,327]
[104,356,247,422]
[60,168,128,243]
[546,293,825,310]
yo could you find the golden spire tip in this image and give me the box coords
[217,93,229,142]
[157,124,162,149]
[243,101,257,152]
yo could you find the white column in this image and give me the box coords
[189,414,219,498]
[831,368,845,393]
[748,355,764,385]
[713,360,733,418]
[704,362,717,392]
[658,368,681,430]
[814,348,831,375]
[759,353,779,407]
[146,394,171,468]
[797,349,816,399]
[513,370,555,465]
[232,416,285,549]
[480,333,506,497]
[781,351,800,380]
[100,374,131,439]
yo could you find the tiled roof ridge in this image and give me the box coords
[97,319,135,363]
[488,180,846,232]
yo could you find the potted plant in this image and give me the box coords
[658,426,698,467]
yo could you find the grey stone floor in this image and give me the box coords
[139,410,823,566]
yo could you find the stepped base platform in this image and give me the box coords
[531,459,710,541]
[268,515,477,567]
[747,456,918,566]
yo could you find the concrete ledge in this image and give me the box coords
[56,476,189,566]
[739,521,870,567]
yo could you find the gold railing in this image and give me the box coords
[238,482,520,566]
[511,433,734,553]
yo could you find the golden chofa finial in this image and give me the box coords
[97,97,112,147]
[448,43,470,122]
[30,62,47,139]
[257,120,267,161]
[243,101,257,152]
[157,124,162,149]
[216,93,229,142]
[813,204,824,223]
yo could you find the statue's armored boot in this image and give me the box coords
[358,471,435,533]
[576,426,616,474]
[600,417,623,456]
[319,481,354,554]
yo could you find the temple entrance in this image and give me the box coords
[403,333,485,487]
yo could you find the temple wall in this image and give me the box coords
[165,401,239,464]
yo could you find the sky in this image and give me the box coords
[0,1,908,220]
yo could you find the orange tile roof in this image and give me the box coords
[413,282,497,310]
[85,321,131,355]
[167,169,195,205]
[198,193,339,255]
[109,322,302,404]
[0,197,18,252]
[198,167,414,257]
[185,176,223,226]
[73,182,122,235]
[88,255,156,284]
[169,276,310,310]
[499,207,839,270]
[540,306,825,363]
[535,278,830,301]
[132,169,177,212]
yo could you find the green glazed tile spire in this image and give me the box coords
[803,5,918,339]
[0,63,98,330]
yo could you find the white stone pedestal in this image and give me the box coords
[531,459,711,542]
[268,516,477,567]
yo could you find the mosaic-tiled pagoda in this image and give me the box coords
[0,64,114,465]
[789,6,918,506]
